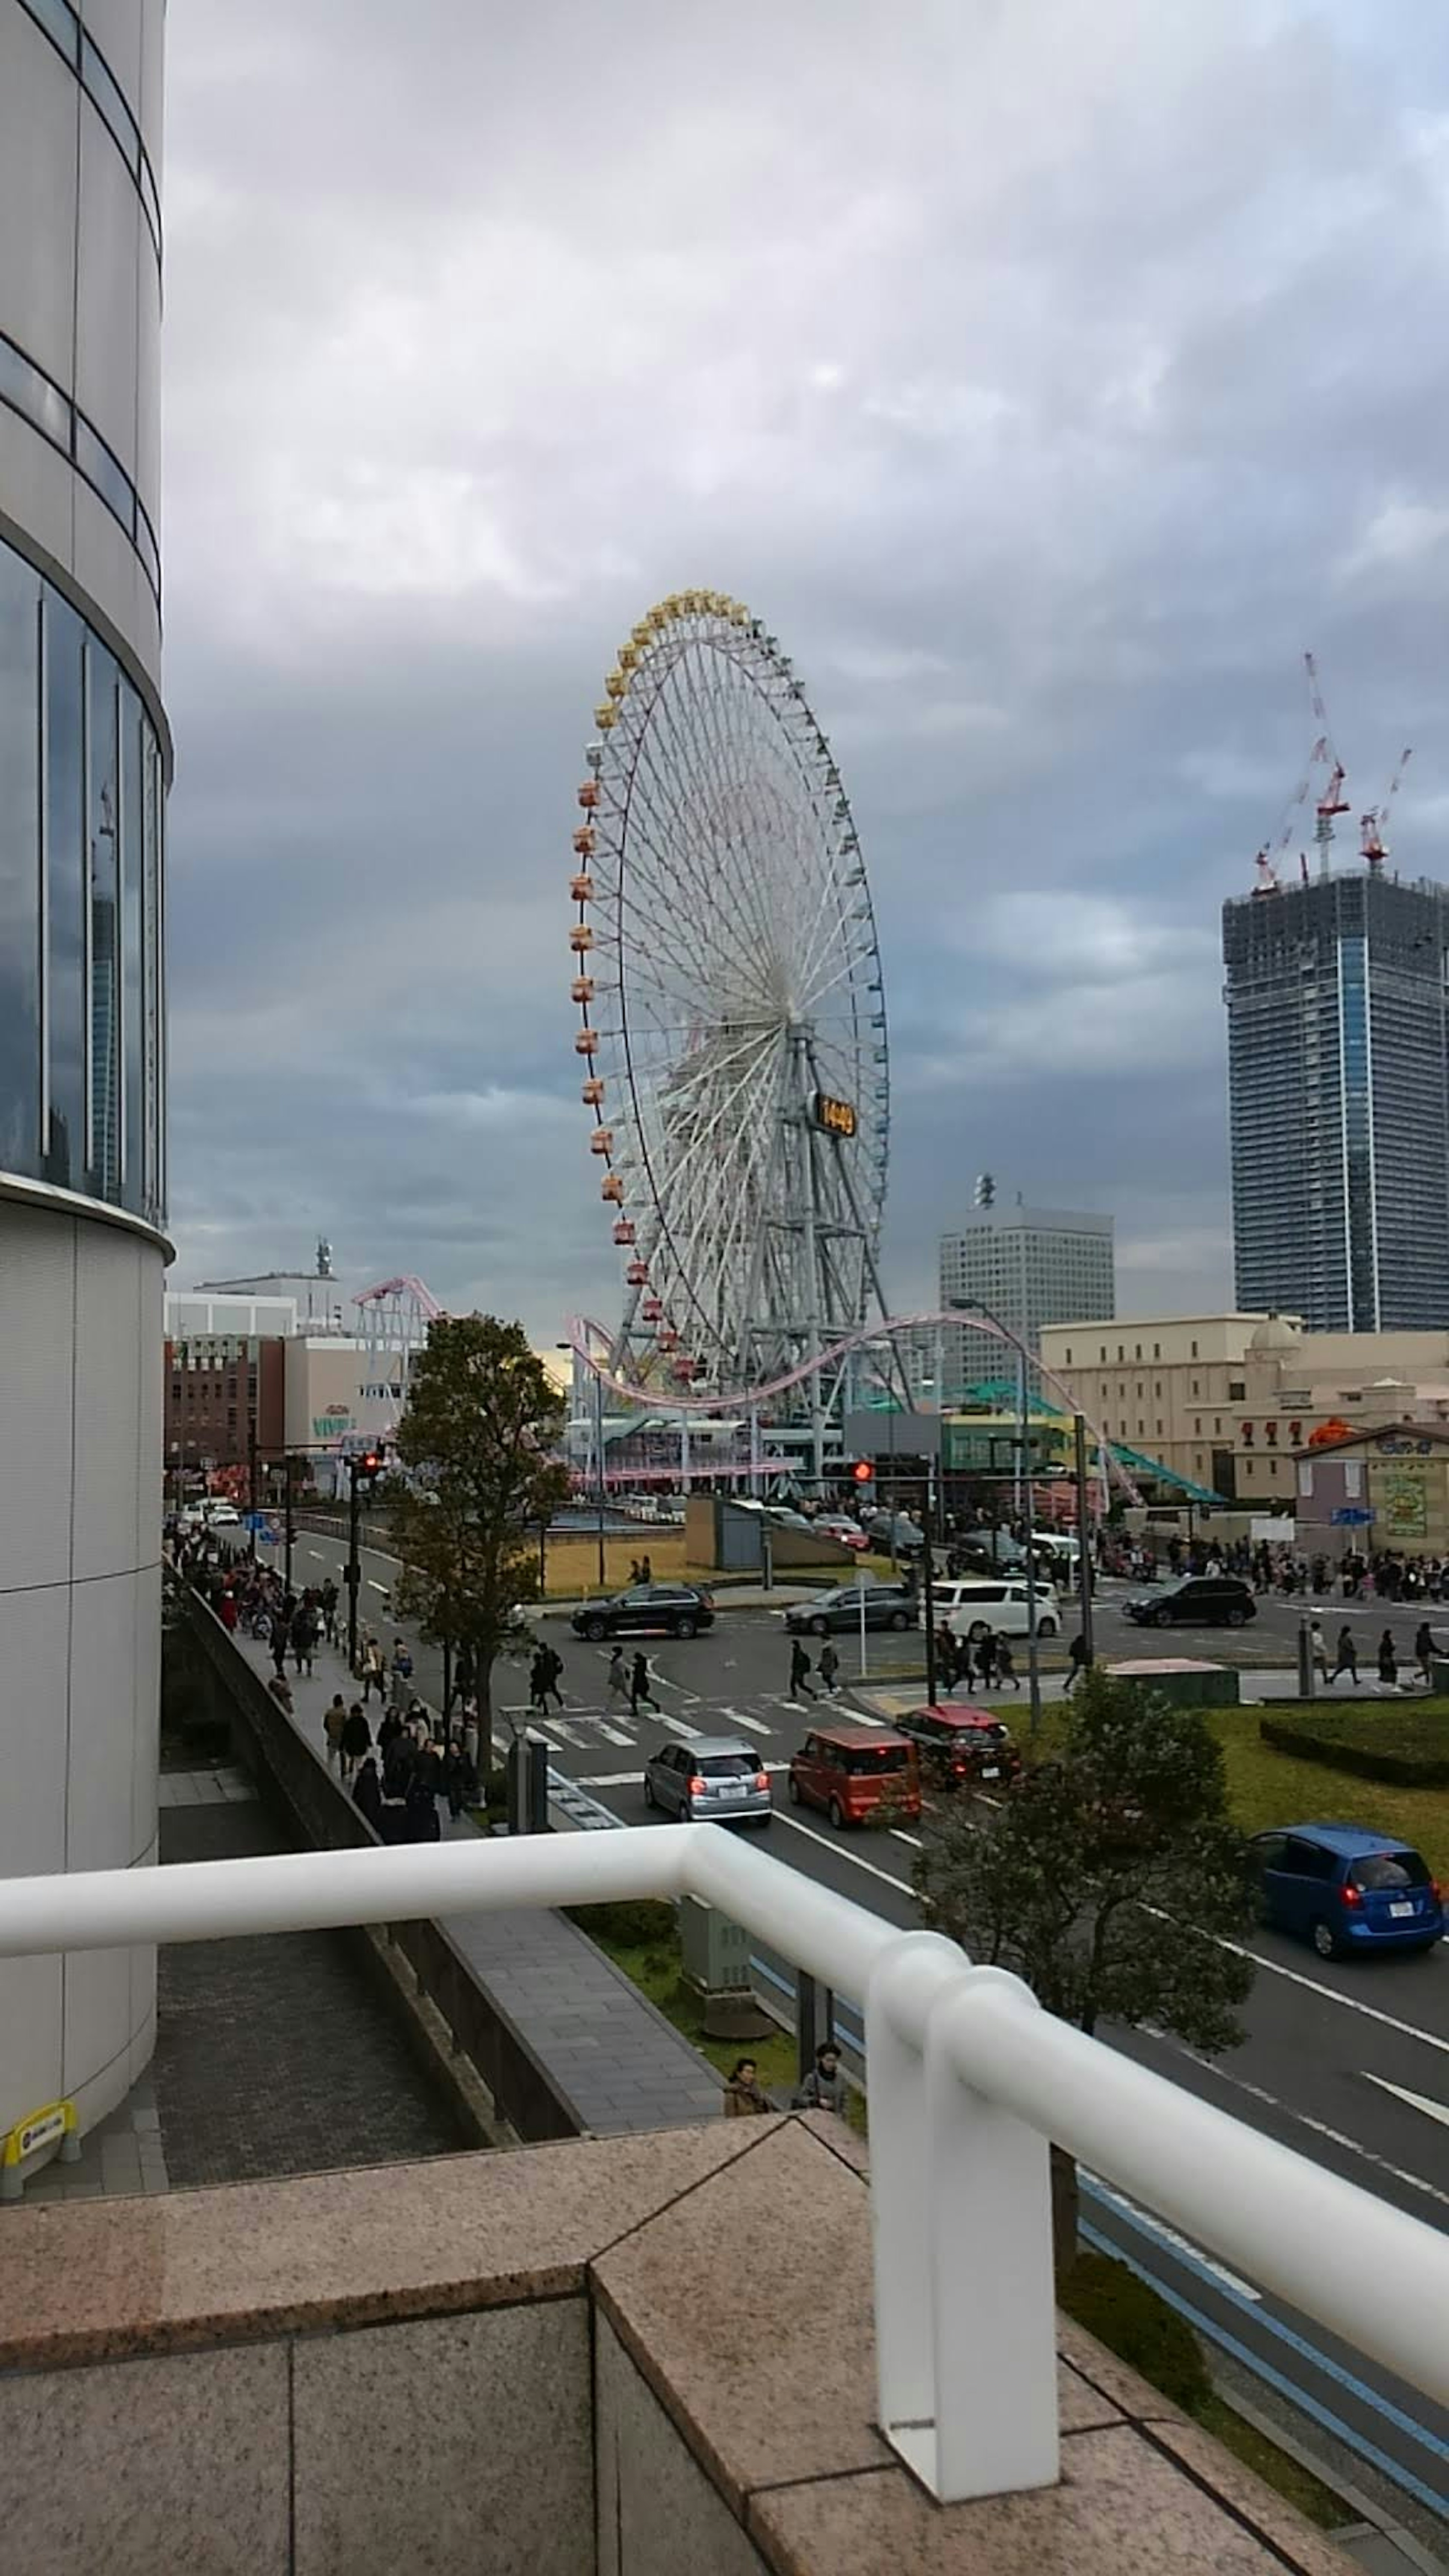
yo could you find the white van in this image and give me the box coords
[924,1576,1062,1641]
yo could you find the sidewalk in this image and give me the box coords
[228,1616,724,2136]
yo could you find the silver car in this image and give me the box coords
[643,1736,772,1825]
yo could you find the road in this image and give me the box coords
[283,1527,1449,2523]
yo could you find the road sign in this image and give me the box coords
[1330,1506,1372,1526]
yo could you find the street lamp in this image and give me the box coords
[946,1295,1044,1738]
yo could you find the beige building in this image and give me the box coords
[1040,1313,1449,1508]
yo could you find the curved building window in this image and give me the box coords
[0,532,165,1227]
[15,0,163,263]
[0,331,160,611]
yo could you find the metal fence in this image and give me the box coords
[0,1825,1445,2504]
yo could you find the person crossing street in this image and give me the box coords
[630,1650,658,1717]
[789,1640,818,1702]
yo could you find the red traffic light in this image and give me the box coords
[852,1459,874,1484]
[362,1452,379,1472]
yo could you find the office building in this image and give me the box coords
[1223,871,1449,1330]
[0,0,168,2141]
[940,1204,1114,1399]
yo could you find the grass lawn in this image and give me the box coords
[1193,2394,1348,2529]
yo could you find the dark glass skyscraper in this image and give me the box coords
[1223,873,1449,1330]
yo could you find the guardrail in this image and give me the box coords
[0,1828,1445,2503]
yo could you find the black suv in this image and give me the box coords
[571,1583,715,1642]
[1123,1575,1256,1630]
[785,1583,915,1637]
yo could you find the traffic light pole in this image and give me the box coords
[346,1459,363,1673]
[283,1454,296,1598]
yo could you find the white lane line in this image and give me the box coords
[890,1828,923,1848]
[1361,2072,1449,2132]
[719,1706,772,1737]
[1083,2172,1262,2301]
[657,1714,703,1742]
[366,1579,389,1595]
[570,1761,791,1791]
[1171,2046,1449,2216]
[772,1811,914,1892]
[1217,1931,1449,2058]
[597,1721,635,1747]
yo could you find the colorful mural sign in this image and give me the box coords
[1378,1459,1429,1540]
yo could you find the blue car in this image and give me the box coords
[1247,1824,1444,1959]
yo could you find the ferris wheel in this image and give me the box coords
[568,589,890,1467]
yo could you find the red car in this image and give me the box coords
[895,1704,1022,1792]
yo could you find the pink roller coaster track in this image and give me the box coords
[565,1311,1141,1503]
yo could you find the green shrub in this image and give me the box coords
[1059,2252,1211,2413]
[481,1769,509,1815]
[1260,1709,1449,1787]
[565,1898,678,1948]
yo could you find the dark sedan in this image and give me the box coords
[1123,1575,1257,1630]
[784,1583,915,1637]
[895,1704,1023,1791]
[571,1583,715,1641]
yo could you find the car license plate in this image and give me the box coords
[1389,1901,1414,1918]
[981,1765,1000,1779]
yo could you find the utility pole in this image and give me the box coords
[283,1452,296,1598]
[921,1461,938,1707]
[248,1419,259,1561]
[594,1366,607,1589]
[1073,1413,1095,1666]
[345,1452,379,1672]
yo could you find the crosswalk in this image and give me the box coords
[492,1684,840,1771]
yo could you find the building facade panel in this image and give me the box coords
[0,11,80,383]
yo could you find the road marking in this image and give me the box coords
[366,1579,389,1595]
[772,1812,914,1892]
[1361,2072,1449,2132]
[719,1705,772,1736]
[577,1761,790,1790]
[1169,2044,1449,2215]
[1139,1899,1449,2059]
[889,1828,923,1848]
[656,1713,703,1741]
[1082,2174,1261,2299]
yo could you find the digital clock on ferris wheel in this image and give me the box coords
[812,1091,858,1140]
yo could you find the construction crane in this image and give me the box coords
[1304,651,1351,873]
[1253,734,1328,892]
[1361,746,1412,870]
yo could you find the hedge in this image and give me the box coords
[1260,1707,1449,1787]
[1058,2251,1211,2413]
[564,1898,678,1947]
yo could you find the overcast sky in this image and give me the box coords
[160,0,1449,1340]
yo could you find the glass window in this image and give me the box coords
[86,643,120,1200]
[0,331,69,453]
[0,546,41,1172]
[139,152,162,257]
[119,683,144,1211]
[18,0,78,68]
[134,503,161,603]
[142,732,160,1211]
[1349,1851,1429,1892]
[43,589,85,1189]
[75,413,135,535]
[80,34,141,175]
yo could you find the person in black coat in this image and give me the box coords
[340,1701,371,1782]
[352,1755,383,1832]
[405,1777,441,1841]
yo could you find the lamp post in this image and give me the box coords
[947,1295,1042,1739]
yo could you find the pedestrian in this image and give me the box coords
[789,1640,817,1701]
[352,1754,383,1832]
[529,1649,549,1714]
[1328,1626,1359,1688]
[818,1641,841,1696]
[443,1733,466,1821]
[630,1651,657,1716]
[628,1558,641,1586]
[995,1635,1020,1692]
[539,1644,565,1712]
[1378,1629,1398,1689]
[723,2056,772,2117]
[323,1694,348,1772]
[975,1629,998,1690]
[218,1587,238,1634]
[269,1609,288,1682]
[1064,1632,1089,1693]
[361,1634,386,1702]
[320,1578,338,1647]
[291,1603,316,1677]
[1415,1620,1437,1687]
[449,1641,474,1713]
[461,1700,481,1781]
[389,1636,413,1707]
[791,2042,848,2118]
[1308,1616,1330,1684]
[606,1645,629,1707]
[340,1700,371,1782]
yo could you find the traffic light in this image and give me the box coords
[852,1459,874,1485]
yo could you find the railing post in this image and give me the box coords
[864,1931,966,2450]
[926,1969,1059,2501]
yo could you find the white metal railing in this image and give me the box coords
[1,1827,1446,2502]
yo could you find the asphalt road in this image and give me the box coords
[281,1527,1449,2522]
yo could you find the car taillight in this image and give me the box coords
[1341,1884,1361,1907]
[688,1776,706,1796]
[754,1772,769,1792]
[952,1760,967,1776]
[1433,1881,1444,1904]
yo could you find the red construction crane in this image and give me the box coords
[1304,651,1350,869]
[1253,734,1328,890]
[1361,746,1412,869]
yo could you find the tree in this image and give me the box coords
[386,1315,571,1729]
[913,1668,1254,2269]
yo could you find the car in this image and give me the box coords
[571,1582,716,1641]
[1124,1575,1257,1630]
[928,1577,1063,1641]
[643,1736,772,1825]
[1247,1824,1444,1958]
[813,1515,871,1552]
[765,1506,817,1535]
[203,1502,242,1529]
[784,1582,915,1637]
[895,1704,1023,1792]
[863,1510,924,1554]
[788,1722,922,1827]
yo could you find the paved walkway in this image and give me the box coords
[230,1616,724,2134]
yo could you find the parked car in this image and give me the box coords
[643,1736,772,1825]
[894,1704,1022,1792]
[788,1722,921,1828]
[1124,1575,1256,1630]
[863,1510,925,1555]
[784,1583,915,1637]
[928,1578,1063,1641]
[1247,1825,1444,1958]
[571,1583,715,1641]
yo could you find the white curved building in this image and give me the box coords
[0,0,168,2139]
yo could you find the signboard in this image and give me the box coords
[2,2099,73,2171]
[1330,1506,1372,1527]
[1379,1461,1428,1540]
[812,1090,857,1140]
